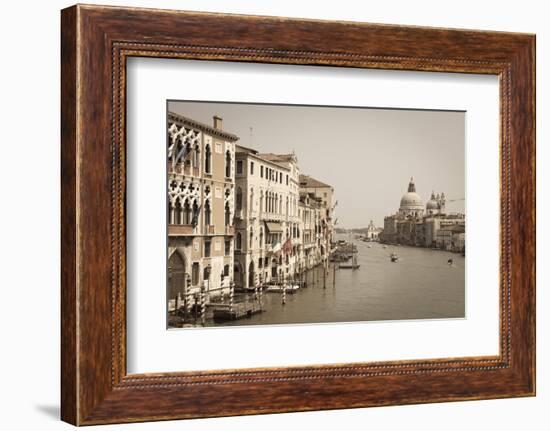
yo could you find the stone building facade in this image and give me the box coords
[167,113,335,300]
[167,112,238,308]
[232,148,333,289]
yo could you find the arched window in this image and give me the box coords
[249,228,254,248]
[259,191,264,214]
[236,187,243,211]
[193,145,200,169]
[249,188,254,214]
[204,200,211,226]
[184,142,192,165]
[225,150,231,178]
[204,144,212,174]
[259,228,264,247]
[174,198,183,225]
[286,196,289,217]
[183,199,191,224]
[168,199,174,224]
[235,232,242,250]
[191,201,199,226]
[225,202,231,226]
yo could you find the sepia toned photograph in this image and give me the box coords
[166,101,466,329]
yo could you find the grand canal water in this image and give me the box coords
[201,239,465,328]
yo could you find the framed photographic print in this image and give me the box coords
[61,4,535,425]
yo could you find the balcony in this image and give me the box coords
[225,226,235,236]
[168,224,194,236]
[167,163,199,178]
[205,225,215,235]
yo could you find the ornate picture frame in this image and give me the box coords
[61,4,535,425]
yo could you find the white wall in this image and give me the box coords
[0,0,546,430]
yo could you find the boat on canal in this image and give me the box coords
[265,284,300,294]
[390,252,399,262]
[340,238,360,269]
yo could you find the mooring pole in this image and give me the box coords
[229,281,234,313]
[200,284,206,325]
[323,260,327,289]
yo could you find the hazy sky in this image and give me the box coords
[169,101,465,228]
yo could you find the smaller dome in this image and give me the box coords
[426,199,439,210]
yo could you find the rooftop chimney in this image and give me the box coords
[213,115,223,130]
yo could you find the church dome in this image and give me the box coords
[399,177,423,210]
[400,192,423,208]
[426,191,439,210]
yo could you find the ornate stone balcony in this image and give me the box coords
[225,226,235,236]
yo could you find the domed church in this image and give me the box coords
[399,177,424,217]
[380,176,465,249]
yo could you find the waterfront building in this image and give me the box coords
[380,177,465,251]
[167,112,336,302]
[167,112,238,309]
[299,174,335,268]
[365,220,382,240]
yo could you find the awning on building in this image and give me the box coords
[265,221,283,233]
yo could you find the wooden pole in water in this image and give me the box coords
[229,281,234,313]
[323,260,326,289]
[333,262,336,286]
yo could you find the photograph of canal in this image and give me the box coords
[166,101,466,329]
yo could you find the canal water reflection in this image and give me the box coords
[204,240,465,327]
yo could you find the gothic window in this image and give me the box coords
[183,199,191,225]
[260,165,264,178]
[286,196,289,217]
[236,160,243,174]
[193,145,200,168]
[249,188,254,213]
[184,142,192,165]
[191,201,199,227]
[225,240,231,255]
[174,198,183,225]
[204,200,211,226]
[168,200,173,224]
[249,229,254,248]
[250,161,255,175]
[204,240,211,258]
[204,144,212,174]
[235,232,242,250]
[236,187,243,211]
[259,228,264,247]
[259,191,264,214]
[223,264,230,277]
[225,150,231,178]
[225,202,231,226]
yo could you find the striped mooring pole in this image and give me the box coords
[185,291,192,321]
[200,284,206,325]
